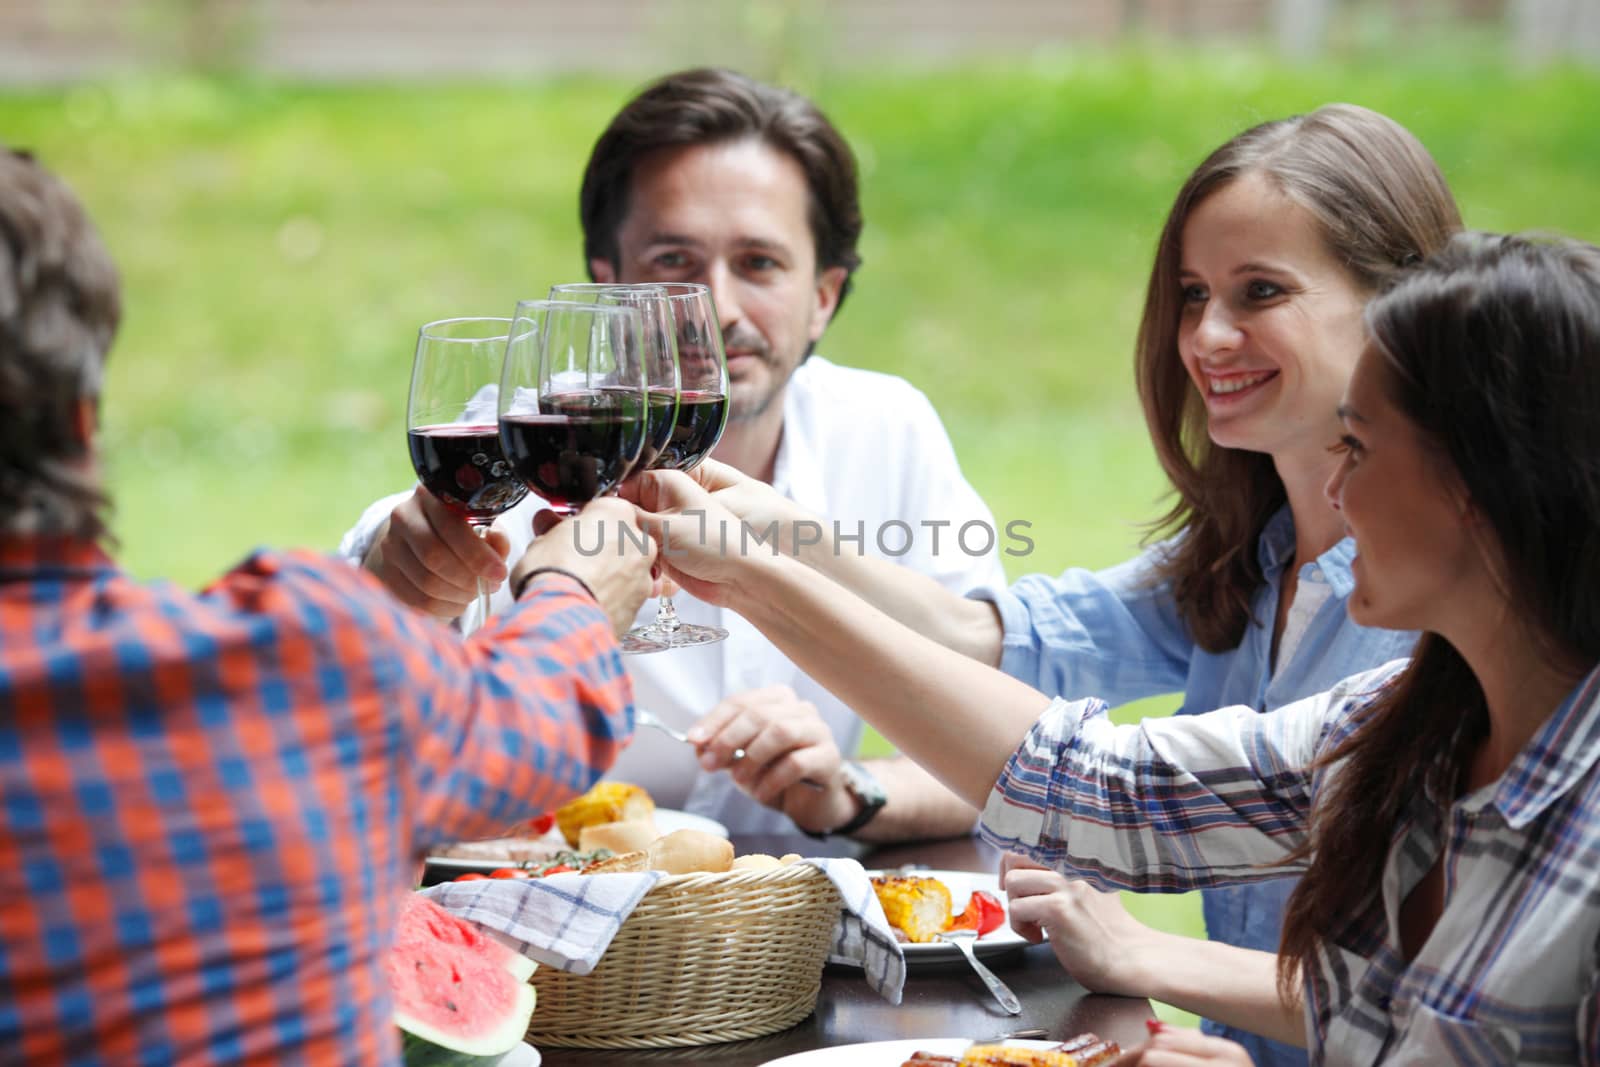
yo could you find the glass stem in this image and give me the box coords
[654,595,682,634]
[468,524,493,635]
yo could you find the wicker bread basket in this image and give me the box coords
[527,862,841,1049]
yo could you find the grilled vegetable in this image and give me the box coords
[553,782,654,847]
[946,889,1007,936]
[959,1044,1117,1066]
[871,875,953,943]
[898,1033,1120,1067]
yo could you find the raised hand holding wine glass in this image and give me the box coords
[406,317,529,632]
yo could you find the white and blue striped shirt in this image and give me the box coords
[981,660,1600,1066]
[977,506,1417,1066]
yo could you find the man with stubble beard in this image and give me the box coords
[341,68,1005,842]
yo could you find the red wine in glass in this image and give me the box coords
[499,390,644,515]
[636,387,678,473]
[407,423,528,522]
[651,389,729,472]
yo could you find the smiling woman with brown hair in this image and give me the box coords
[670,103,1460,1067]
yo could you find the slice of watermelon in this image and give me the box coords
[395,894,537,983]
[390,894,538,1065]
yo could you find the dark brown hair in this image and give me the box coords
[1136,104,1462,650]
[0,146,120,540]
[1278,232,1600,1001]
[579,67,863,314]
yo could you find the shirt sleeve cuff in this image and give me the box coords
[966,582,1039,684]
[337,487,414,564]
[976,696,1083,855]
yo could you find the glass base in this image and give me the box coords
[619,629,669,655]
[619,622,729,655]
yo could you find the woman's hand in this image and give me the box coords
[1108,1022,1255,1066]
[678,458,796,530]
[621,469,790,606]
[1001,854,1165,998]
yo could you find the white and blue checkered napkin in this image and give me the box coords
[422,857,905,1002]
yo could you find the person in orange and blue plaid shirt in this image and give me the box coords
[0,145,658,1064]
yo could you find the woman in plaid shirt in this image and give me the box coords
[0,146,656,1064]
[637,232,1600,1065]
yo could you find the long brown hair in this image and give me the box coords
[1278,233,1600,1001]
[1136,105,1461,650]
[0,146,121,540]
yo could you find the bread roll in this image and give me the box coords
[647,829,734,875]
[778,853,804,866]
[730,853,781,873]
[578,819,659,855]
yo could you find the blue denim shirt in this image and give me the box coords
[978,507,1418,1067]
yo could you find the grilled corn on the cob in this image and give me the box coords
[554,782,655,846]
[898,1034,1120,1067]
[871,875,953,943]
[960,1040,1119,1067]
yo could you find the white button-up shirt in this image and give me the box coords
[341,356,1005,832]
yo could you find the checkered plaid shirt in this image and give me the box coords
[980,660,1600,1066]
[0,536,632,1064]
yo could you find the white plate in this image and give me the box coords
[494,1042,540,1066]
[760,1037,1058,1066]
[831,869,1029,966]
[652,808,729,838]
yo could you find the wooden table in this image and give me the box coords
[534,832,1154,1066]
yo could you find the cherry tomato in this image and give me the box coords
[454,873,488,882]
[489,867,528,879]
[537,864,575,877]
[527,813,556,836]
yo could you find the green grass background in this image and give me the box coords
[4,43,1597,1026]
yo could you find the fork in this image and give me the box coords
[938,928,1023,1015]
[635,708,744,759]
[982,1028,1048,1042]
[634,708,826,790]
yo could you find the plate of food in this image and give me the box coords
[423,782,729,883]
[758,1033,1120,1066]
[832,869,1030,966]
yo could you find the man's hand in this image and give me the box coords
[513,497,657,635]
[362,487,509,620]
[685,686,858,834]
[1001,854,1165,998]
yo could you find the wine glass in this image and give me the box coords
[544,283,680,478]
[497,300,647,521]
[407,317,529,632]
[625,281,731,652]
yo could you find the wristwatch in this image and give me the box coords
[804,760,888,839]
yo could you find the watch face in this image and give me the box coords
[842,761,888,809]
